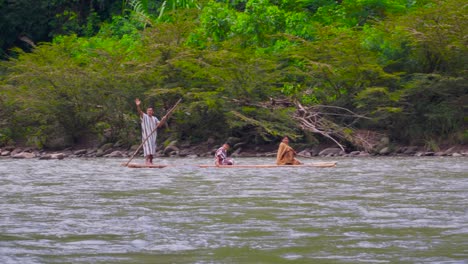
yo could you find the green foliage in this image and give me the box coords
[0,32,147,147]
[232,0,286,47]
[98,15,145,39]
[398,0,468,75]
[190,1,236,44]
[388,74,467,143]
[0,0,466,149]
[228,108,301,143]
[0,90,14,146]
[158,0,201,20]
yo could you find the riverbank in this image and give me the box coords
[1,141,466,160]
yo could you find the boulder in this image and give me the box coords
[164,145,179,156]
[234,142,247,149]
[379,147,391,155]
[99,143,114,152]
[10,148,23,156]
[297,150,312,157]
[403,146,419,155]
[95,149,104,157]
[39,154,52,160]
[51,153,65,160]
[319,148,342,156]
[231,148,242,157]
[87,148,97,154]
[73,149,87,155]
[12,152,36,159]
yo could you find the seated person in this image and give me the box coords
[214,143,234,165]
[276,136,301,165]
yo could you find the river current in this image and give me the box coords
[1,157,467,263]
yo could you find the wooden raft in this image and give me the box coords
[125,163,170,168]
[198,162,337,168]
[125,162,337,169]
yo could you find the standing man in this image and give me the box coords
[276,136,301,165]
[135,98,161,165]
[214,143,234,166]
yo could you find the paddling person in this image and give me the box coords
[276,136,301,165]
[135,98,162,165]
[214,143,234,166]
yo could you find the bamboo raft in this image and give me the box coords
[126,163,169,168]
[125,162,337,169]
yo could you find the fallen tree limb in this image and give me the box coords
[293,101,378,152]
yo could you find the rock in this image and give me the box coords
[403,146,419,155]
[104,151,124,158]
[1,150,11,156]
[95,149,104,157]
[234,142,247,149]
[3,145,15,151]
[443,147,457,156]
[164,145,179,156]
[379,147,391,155]
[380,136,390,145]
[12,152,36,159]
[297,150,311,157]
[11,148,23,156]
[178,149,192,157]
[231,148,242,157]
[73,149,87,155]
[39,154,52,160]
[113,141,124,148]
[100,143,114,152]
[51,153,65,160]
[129,145,140,151]
[319,148,342,156]
[452,153,462,157]
[87,148,97,154]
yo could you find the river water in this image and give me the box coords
[0,157,467,263]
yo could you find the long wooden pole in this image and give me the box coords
[124,98,182,167]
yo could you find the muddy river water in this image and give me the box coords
[1,157,467,263]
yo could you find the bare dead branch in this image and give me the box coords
[293,101,378,152]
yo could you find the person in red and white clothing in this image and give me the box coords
[214,143,234,166]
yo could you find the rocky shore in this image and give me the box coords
[1,140,466,160]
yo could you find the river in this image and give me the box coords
[1,157,467,263]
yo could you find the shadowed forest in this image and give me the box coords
[0,0,466,152]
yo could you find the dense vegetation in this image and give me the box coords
[0,0,466,151]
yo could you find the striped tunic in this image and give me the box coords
[214,146,233,165]
[141,113,160,156]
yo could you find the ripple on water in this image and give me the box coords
[0,157,467,263]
